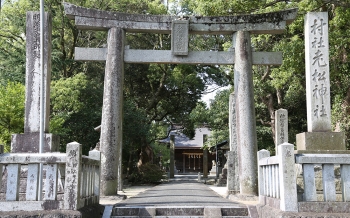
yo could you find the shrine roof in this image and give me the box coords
[159,127,211,149]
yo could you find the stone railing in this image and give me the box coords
[258,143,298,212]
[295,154,350,202]
[0,142,100,211]
[258,144,350,213]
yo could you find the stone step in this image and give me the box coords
[111,206,251,217]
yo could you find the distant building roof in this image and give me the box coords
[160,127,211,149]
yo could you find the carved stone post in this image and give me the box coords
[11,12,59,153]
[234,31,258,196]
[227,92,239,193]
[203,134,208,178]
[169,135,175,178]
[64,142,82,210]
[100,27,125,196]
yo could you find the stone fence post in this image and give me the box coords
[278,143,298,212]
[0,145,3,153]
[257,149,270,204]
[64,142,82,210]
[89,149,101,200]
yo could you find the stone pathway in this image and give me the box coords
[102,175,258,217]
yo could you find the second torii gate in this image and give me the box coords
[64,3,297,196]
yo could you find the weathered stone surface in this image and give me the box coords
[171,20,189,56]
[296,132,346,151]
[0,204,104,218]
[0,153,67,164]
[234,31,258,196]
[296,164,346,201]
[203,207,221,218]
[202,135,208,178]
[275,109,288,154]
[100,27,124,196]
[323,164,336,201]
[24,12,51,134]
[64,142,82,210]
[296,154,350,164]
[26,164,39,200]
[45,164,58,200]
[76,47,283,65]
[258,149,270,201]
[278,143,298,212]
[257,203,350,218]
[299,202,350,213]
[6,164,21,201]
[303,164,317,201]
[341,164,350,201]
[11,133,59,153]
[229,92,237,152]
[89,150,101,198]
[64,3,297,34]
[305,12,331,132]
[227,92,240,193]
[169,135,175,178]
[64,2,297,24]
[227,151,239,193]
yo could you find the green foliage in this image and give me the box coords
[50,73,103,154]
[3,0,350,180]
[0,82,25,151]
[129,163,166,184]
[0,0,30,85]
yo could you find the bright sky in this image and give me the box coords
[201,85,230,107]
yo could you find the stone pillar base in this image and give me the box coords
[11,133,60,153]
[296,132,346,151]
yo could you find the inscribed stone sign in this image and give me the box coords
[305,12,331,132]
[275,109,288,146]
[171,20,189,56]
[6,164,20,201]
[45,164,58,200]
[25,12,52,133]
[26,164,39,200]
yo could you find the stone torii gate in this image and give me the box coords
[64,3,297,196]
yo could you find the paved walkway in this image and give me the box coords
[115,180,238,207]
[102,175,258,217]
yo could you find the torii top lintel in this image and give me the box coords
[64,3,297,35]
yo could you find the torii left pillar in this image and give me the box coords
[100,27,125,196]
[234,31,258,196]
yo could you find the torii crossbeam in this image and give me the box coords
[64,3,297,197]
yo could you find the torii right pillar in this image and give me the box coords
[234,31,258,196]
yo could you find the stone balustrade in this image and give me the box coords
[258,143,298,212]
[258,144,350,213]
[0,142,100,211]
[296,154,350,202]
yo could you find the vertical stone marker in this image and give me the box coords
[202,134,208,178]
[169,135,175,178]
[275,109,288,154]
[11,12,59,153]
[297,12,345,151]
[227,92,239,193]
[305,12,331,132]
